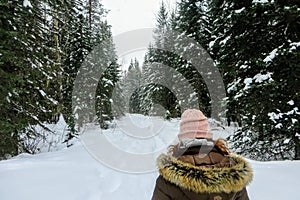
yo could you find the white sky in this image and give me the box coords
[102,0,177,35]
[101,0,177,70]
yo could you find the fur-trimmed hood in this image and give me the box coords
[157,153,253,194]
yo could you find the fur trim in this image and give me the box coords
[157,153,253,194]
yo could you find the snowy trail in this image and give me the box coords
[0,114,299,199]
[1,143,299,200]
[248,160,299,199]
[0,144,158,200]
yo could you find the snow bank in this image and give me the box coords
[1,142,299,200]
[20,114,69,154]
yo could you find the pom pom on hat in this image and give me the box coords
[178,109,212,140]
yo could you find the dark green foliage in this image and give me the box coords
[96,60,123,129]
[141,1,213,118]
[123,59,143,113]
[139,83,180,117]
[206,0,300,160]
[146,0,299,160]
[175,0,211,49]
[0,0,123,158]
[64,114,77,147]
[0,0,58,158]
[64,1,123,130]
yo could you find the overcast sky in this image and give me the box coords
[102,0,177,35]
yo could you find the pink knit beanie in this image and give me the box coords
[178,109,212,140]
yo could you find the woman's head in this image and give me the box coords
[178,109,212,140]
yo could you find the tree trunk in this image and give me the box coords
[89,0,92,29]
[294,137,300,160]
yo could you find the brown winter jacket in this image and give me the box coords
[152,140,253,200]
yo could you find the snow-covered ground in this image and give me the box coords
[0,114,299,199]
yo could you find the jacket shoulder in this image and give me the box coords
[157,153,253,194]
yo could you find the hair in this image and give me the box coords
[167,143,179,156]
[215,138,230,155]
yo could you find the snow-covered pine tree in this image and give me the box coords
[96,59,122,129]
[32,0,89,144]
[62,0,92,141]
[69,0,123,129]
[94,24,122,129]
[141,2,182,118]
[209,0,300,160]
[122,59,143,113]
[167,0,299,160]
[171,0,214,116]
[175,0,211,49]
[0,0,124,156]
[0,0,61,157]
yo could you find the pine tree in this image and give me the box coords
[122,58,143,113]
[0,0,125,157]
[62,1,90,142]
[208,0,300,160]
[166,0,213,116]
[0,0,60,157]
[176,0,211,49]
[68,1,123,129]
[161,0,299,160]
[141,2,182,118]
[92,21,122,128]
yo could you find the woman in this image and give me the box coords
[152,109,253,200]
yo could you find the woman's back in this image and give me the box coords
[152,139,252,200]
[151,109,252,200]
